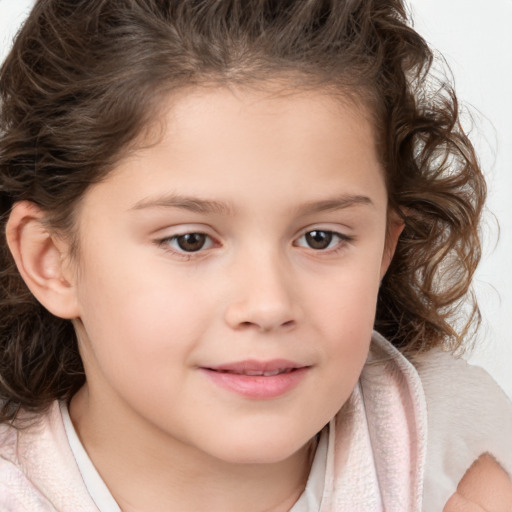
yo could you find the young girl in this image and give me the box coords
[1,0,511,510]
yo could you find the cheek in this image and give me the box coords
[80,284,205,347]
[307,257,382,337]
[74,251,216,379]
[302,255,382,394]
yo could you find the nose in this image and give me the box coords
[224,251,298,332]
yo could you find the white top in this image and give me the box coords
[61,403,122,512]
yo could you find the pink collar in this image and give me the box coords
[319,332,427,511]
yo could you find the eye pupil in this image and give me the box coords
[305,230,332,249]
[177,233,207,252]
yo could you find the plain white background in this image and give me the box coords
[1,0,511,397]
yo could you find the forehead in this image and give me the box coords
[157,84,378,155]
[80,85,386,218]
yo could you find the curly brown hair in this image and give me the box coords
[0,0,485,422]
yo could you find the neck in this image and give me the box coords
[70,385,317,512]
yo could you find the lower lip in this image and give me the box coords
[200,368,309,400]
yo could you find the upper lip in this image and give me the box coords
[203,359,308,376]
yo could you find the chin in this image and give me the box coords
[207,433,313,466]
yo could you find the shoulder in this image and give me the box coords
[413,348,512,438]
[412,348,512,463]
[0,402,97,511]
[0,414,58,510]
[411,348,512,510]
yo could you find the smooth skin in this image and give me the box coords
[6,85,512,511]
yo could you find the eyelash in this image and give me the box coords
[156,232,217,259]
[294,230,352,252]
[156,229,353,259]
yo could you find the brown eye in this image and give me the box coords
[304,230,333,250]
[175,233,208,252]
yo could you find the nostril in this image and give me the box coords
[236,319,295,331]
[224,297,297,331]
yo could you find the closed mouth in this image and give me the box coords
[203,359,308,377]
[209,367,300,377]
[200,360,310,398]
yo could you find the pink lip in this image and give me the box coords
[200,359,310,400]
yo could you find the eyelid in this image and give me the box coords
[293,227,354,252]
[154,226,221,258]
[294,223,354,240]
[152,224,354,259]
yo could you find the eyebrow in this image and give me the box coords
[130,194,234,215]
[129,193,374,216]
[295,194,374,215]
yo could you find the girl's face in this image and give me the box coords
[70,86,397,464]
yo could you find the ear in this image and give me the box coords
[6,201,79,319]
[380,210,404,279]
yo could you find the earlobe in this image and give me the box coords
[6,201,79,319]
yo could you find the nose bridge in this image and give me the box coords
[224,244,297,331]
